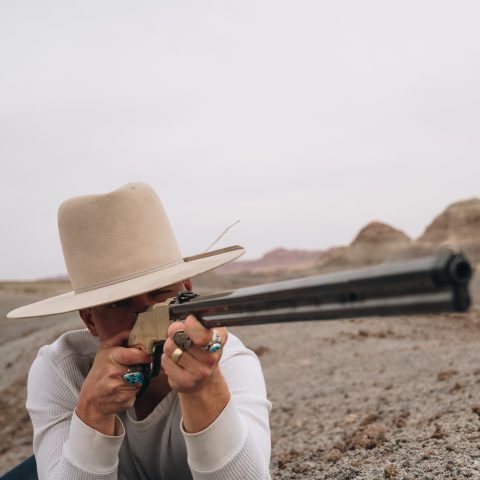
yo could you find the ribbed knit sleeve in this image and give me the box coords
[26,333,123,480]
[183,335,272,480]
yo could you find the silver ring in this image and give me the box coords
[173,330,192,350]
[122,368,144,385]
[201,329,222,353]
[172,347,184,364]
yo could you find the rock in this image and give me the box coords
[325,448,343,462]
[418,198,480,246]
[437,370,458,381]
[360,413,380,426]
[344,424,387,450]
[472,405,480,416]
[384,463,398,478]
[449,382,463,394]
[431,424,446,439]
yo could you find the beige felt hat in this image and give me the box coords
[7,182,244,318]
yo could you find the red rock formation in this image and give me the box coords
[216,247,326,275]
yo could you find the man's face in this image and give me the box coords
[79,280,192,342]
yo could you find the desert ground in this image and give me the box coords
[0,265,479,479]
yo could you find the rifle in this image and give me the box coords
[128,250,473,394]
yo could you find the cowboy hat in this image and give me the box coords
[7,182,244,318]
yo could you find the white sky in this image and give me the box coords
[1,0,479,280]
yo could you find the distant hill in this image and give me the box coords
[216,247,327,275]
[211,197,480,285]
[314,198,479,273]
[313,221,418,273]
[417,198,480,263]
[350,221,411,249]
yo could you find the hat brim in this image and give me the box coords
[7,246,244,318]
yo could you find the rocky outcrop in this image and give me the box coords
[350,221,411,250]
[418,198,480,263]
[418,198,480,245]
[315,222,416,272]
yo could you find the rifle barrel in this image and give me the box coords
[170,250,472,328]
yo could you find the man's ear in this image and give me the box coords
[183,279,193,292]
[79,308,98,336]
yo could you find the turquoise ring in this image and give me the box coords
[201,330,223,353]
[208,343,222,353]
[123,369,144,386]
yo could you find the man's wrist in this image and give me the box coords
[179,369,230,433]
[76,400,116,436]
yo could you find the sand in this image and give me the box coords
[1,271,479,479]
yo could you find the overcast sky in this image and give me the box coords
[1,0,479,280]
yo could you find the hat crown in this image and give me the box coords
[58,182,183,291]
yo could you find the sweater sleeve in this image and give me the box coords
[26,349,124,480]
[182,336,272,480]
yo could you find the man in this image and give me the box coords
[8,182,272,479]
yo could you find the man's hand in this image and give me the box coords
[162,315,231,432]
[76,330,152,436]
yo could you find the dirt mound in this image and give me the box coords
[314,222,417,273]
[419,198,480,245]
[350,222,411,249]
[418,198,480,263]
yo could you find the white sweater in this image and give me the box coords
[27,329,272,480]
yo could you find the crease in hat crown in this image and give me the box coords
[59,182,183,291]
[7,181,245,318]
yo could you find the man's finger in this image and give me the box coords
[163,336,219,370]
[180,315,227,350]
[112,346,152,366]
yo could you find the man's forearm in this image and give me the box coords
[178,368,230,433]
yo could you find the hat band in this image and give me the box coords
[74,260,184,294]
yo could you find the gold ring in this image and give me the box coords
[172,347,184,364]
